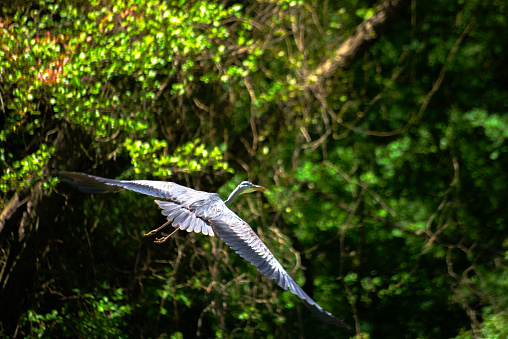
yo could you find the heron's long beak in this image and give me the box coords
[253,184,265,191]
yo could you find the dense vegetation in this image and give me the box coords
[1,0,507,338]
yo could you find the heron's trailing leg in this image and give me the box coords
[144,220,171,237]
[144,219,179,244]
[154,227,180,244]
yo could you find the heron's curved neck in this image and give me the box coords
[224,185,243,206]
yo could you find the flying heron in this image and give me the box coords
[59,171,349,329]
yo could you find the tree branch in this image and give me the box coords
[306,0,410,91]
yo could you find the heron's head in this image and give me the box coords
[224,181,265,206]
[238,181,265,195]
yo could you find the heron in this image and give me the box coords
[59,171,349,329]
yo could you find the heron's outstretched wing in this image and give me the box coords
[207,208,350,329]
[59,171,215,236]
[59,171,199,201]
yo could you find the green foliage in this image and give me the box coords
[19,288,132,338]
[20,310,63,339]
[124,137,234,176]
[455,312,508,339]
[0,144,56,193]
[3,0,245,142]
[2,0,508,338]
[462,109,508,160]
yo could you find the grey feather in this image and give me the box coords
[208,210,350,329]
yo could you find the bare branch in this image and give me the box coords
[306,0,411,91]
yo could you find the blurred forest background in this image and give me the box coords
[1,0,508,338]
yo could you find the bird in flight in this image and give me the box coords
[59,171,349,329]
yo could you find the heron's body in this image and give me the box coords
[59,171,349,329]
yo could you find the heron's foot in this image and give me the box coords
[144,220,171,237]
[144,230,156,237]
[154,235,171,244]
[154,227,180,244]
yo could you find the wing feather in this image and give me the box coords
[59,172,217,237]
[184,215,196,233]
[59,171,205,203]
[154,200,215,236]
[173,211,189,227]
[193,218,202,233]
[208,208,349,329]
